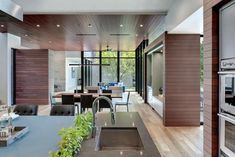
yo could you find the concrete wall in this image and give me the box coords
[48,51,66,92]
[152,52,163,96]
[0,33,21,105]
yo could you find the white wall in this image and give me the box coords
[0,33,22,105]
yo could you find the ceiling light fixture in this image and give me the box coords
[136,34,138,37]
[120,24,123,27]
[49,41,52,44]
[88,24,92,28]
[56,24,60,27]
[0,25,4,28]
[36,24,40,27]
[140,24,143,27]
[24,34,28,37]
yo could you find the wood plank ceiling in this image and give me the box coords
[0,15,165,51]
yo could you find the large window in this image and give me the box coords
[120,52,135,90]
[102,52,118,83]
[84,52,100,86]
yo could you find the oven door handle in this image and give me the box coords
[218,71,235,75]
[218,113,235,123]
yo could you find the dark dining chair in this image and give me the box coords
[50,105,75,116]
[74,89,83,93]
[62,95,74,105]
[102,89,112,93]
[80,95,94,111]
[88,89,98,93]
[13,104,38,116]
[99,95,112,109]
[115,92,130,112]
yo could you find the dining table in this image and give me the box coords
[0,116,74,157]
[53,92,123,99]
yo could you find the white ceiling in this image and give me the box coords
[169,7,203,34]
[12,0,173,14]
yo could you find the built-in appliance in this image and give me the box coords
[219,71,235,115]
[220,1,235,60]
[219,1,235,156]
[218,113,235,157]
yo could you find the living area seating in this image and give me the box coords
[50,105,75,116]
[13,104,38,116]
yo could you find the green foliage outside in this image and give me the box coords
[200,43,204,87]
[49,112,93,157]
[102,51,135,88]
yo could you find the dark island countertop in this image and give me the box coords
[77,112,161,157]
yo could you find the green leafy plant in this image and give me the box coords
[49,112,93,157]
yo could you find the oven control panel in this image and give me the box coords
[221,58,235,69]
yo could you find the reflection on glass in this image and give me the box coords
[225,76,235,106]
[225,121,235,153]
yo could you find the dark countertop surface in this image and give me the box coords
[77,112,161,157]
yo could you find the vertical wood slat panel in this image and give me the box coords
[164,34,201,126]
[15,49,48,105]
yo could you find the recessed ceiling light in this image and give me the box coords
[49,41,52,44]
[136,34,138,37]
[56,24,60,27]
[30,41,33,43]
[88,24,92,28]
[36,24,40,27]
[140,24,143,27]
[24,34,28,37]
[0,25,4,28]
[120,24,123,27]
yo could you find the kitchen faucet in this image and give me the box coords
[92,96,115,138]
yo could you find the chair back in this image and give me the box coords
[126,91,130,104]
[88,89,98,93]
[62,95,74,105]
[102,90,112,93]
[49,93,56,105]
[80,95,93,109]
[99,95,112,108]
[74,89,83,93]
[50,105,75,116]
[13,104,38,116]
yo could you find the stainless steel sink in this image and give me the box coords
[97,127,144,151]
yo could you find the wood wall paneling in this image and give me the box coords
[164,34,201,126]
[15,49,49,105]
[203,0,231,156]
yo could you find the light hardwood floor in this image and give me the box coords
[38,92,203,157]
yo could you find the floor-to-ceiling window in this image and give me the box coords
[120,52,135,91]
[101,51,118,83]
[84,52,100,86]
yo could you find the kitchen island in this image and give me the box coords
[78,112,161,157]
